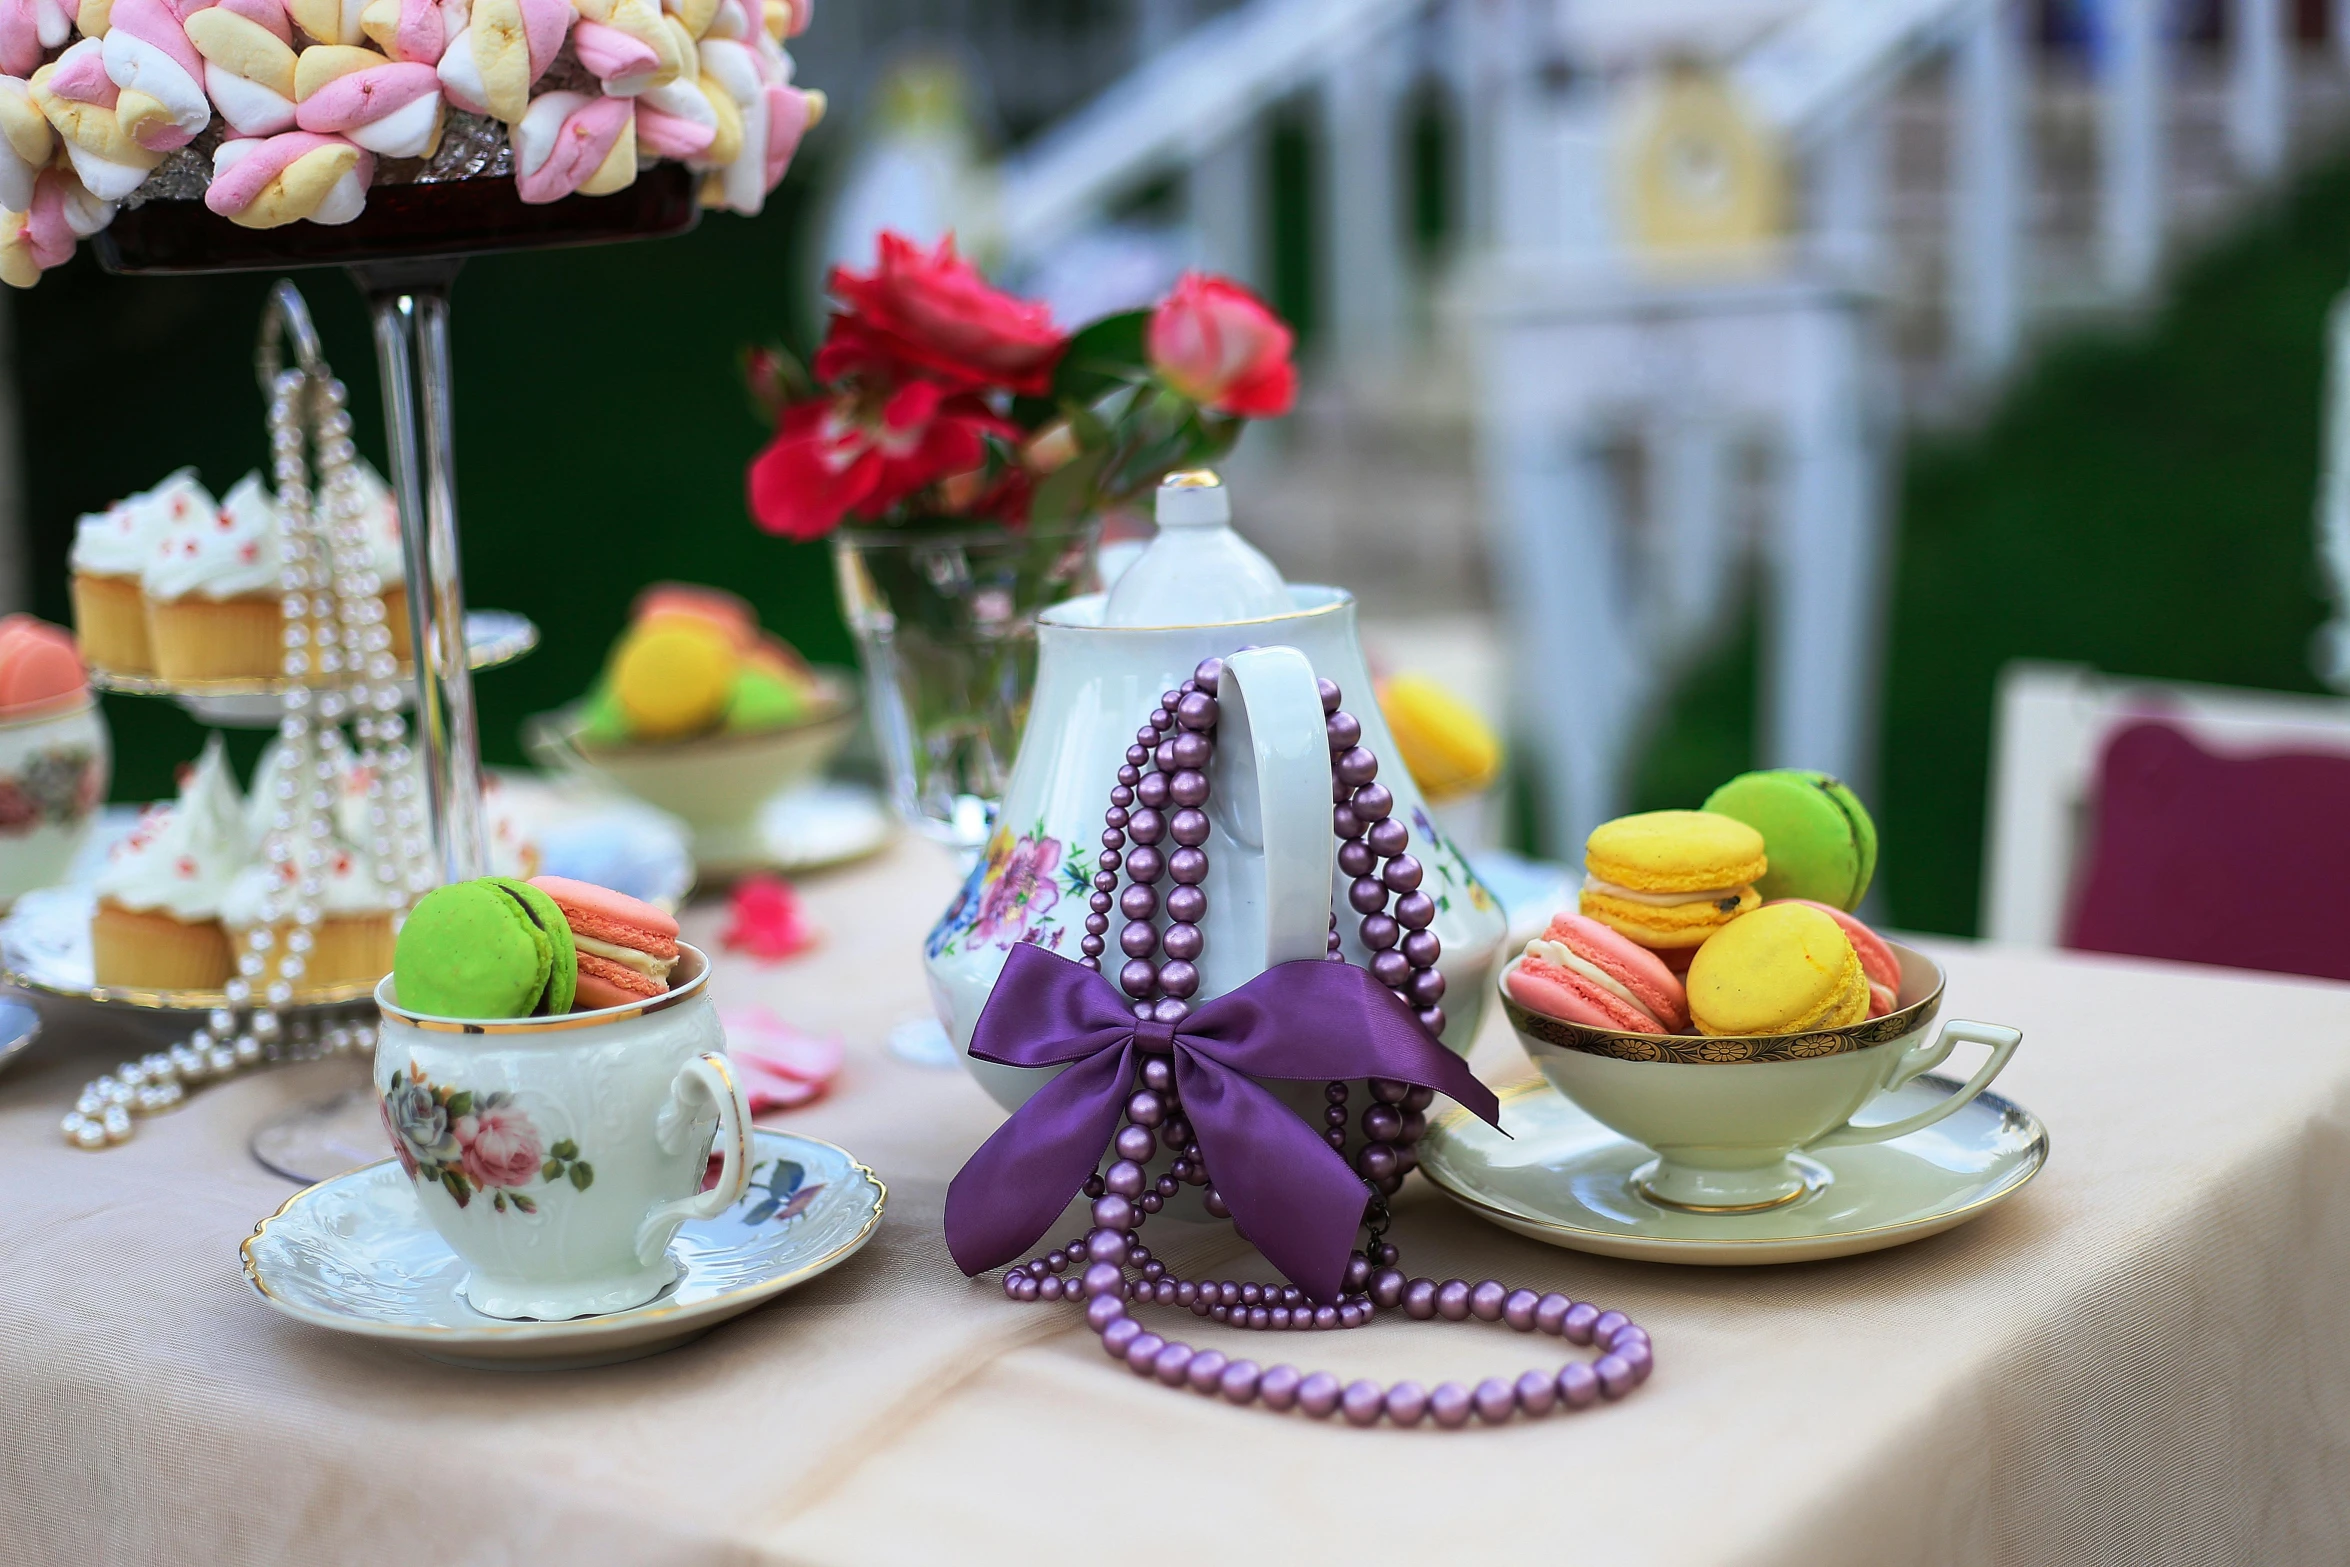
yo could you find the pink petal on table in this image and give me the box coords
[722,872,818,962]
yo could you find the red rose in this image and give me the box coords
[747,381,1014,540]
[815,231,1068,395]
[1147,273,1297,419]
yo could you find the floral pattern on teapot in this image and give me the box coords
[926,820,1096,960]
[1411,805,1498,921]
[380,1064,596,1215]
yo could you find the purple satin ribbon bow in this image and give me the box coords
[945,944,1502,1303]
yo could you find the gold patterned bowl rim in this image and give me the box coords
[377,941,712,1034]
[1497,940,1946,1064]
[239,1127,888,1340]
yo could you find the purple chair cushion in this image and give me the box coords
[2064,719,2350,982]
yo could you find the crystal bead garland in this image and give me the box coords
[61,311,431,1149]
[1001,657,1655,1425]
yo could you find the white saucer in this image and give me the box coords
[1419,1077,2049,1265]
[243,1127,885,1368]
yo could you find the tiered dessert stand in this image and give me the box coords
[10,179,696,1174]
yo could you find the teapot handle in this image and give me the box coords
[1218,647,1340,970]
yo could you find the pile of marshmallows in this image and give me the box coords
[0,0,819,284]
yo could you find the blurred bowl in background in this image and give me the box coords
[523,671,861,876]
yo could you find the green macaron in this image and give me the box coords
[1702,770,1879,911]
[392,877,578,1018]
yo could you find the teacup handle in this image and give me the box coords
[633,1052,755,1267]
[1808,1020,2023,1150]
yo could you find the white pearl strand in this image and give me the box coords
[61,362,430,1149]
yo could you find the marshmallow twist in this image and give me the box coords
[0,165,109,286]
[185,0,296,136]
[568,0,678,94]
[31,39,165,201]
[102,0,209,149]
[288,0,366,44]
[434,0,566,122]
[293,43,440,158]
[0,0,71,81]
[357,0,452,61]
[512,87,630,203]
[0,72,55,210]
[694,22,812,216]
[204,127,372,225]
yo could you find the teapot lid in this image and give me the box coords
[1101,470,1292,627]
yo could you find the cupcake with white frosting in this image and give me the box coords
[222,841,398,997]
[90,735,247,991]
[141,470,285,682]
[69,468,216,675]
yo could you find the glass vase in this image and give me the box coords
[831,520,1101,846]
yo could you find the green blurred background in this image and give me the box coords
[16,137,2349,937]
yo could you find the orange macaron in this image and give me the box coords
[530,875,682,1009]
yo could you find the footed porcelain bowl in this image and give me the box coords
[1499,942,2024,1212]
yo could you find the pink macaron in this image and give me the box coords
[1506,911,1690,1034]
[1771,899,1900,1017]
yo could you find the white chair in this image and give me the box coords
[1981,661,2350,947]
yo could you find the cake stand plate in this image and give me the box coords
[90,609,538,727]
[0,886,376,1012]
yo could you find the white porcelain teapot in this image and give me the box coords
[924,472,1510,1112]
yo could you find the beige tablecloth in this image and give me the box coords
[5,835,2350,1566]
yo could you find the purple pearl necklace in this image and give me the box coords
[1001,656,1653,1426]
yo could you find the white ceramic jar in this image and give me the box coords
[0,696,108,912]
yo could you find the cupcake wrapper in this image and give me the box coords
[227,912,392,992]
[71,569,152,673]
[145,593,283,680]
[91,900,235,991]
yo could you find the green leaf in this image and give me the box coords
[570,1161,594,1191]
[1029,445,1112,528]
[541,1159,564,1183]
[550,1139,578,1160]
[445,1090,474,1118]
[1049,309,1152,410]
[442,1170,470,1208]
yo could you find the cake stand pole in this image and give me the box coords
[354,260,488,883]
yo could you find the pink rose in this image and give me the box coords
[1147,274,1297,419]
[454,1104,544,1191]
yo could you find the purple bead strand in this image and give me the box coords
[1014,659,1650,1423]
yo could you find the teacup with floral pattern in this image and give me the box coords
[374,944,754,1320]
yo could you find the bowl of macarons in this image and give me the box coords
[1499,770,2024,1214]
[526,585,859,875]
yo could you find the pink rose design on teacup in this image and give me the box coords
[455,1102,545,1192]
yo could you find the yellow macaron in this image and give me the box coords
[1685,902,1869,1036]
[611,620,738,739]
[1578,809,1766,950]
